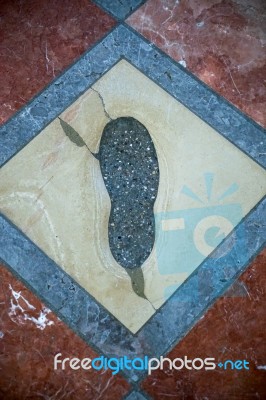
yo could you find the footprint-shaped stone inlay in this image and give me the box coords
[59,116,159,300]
[99,117,159,271]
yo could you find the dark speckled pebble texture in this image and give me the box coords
[99,117,159,269]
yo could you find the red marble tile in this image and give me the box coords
[142,249,266,399]
[0,264,130,399]
[0,0,115,125]
[127,0,266,128]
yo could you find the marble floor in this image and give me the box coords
[0,1,265,399]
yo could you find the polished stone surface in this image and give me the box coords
[0,0,115,125]
[142,249,266,399]
[0,264,130,399]
[1,60,265,333]
[127,0,266,127]
[0,2,265,398]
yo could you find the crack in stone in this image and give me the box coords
[91,88,113,121]
[126,267,156,310]
[58,117,99,160]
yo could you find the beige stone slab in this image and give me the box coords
[1,60,266,332]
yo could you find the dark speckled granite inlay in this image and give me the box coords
[99,117,159,270]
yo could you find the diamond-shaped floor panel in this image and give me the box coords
[1,60,265,333]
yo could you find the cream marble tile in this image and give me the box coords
[1,60,265,332]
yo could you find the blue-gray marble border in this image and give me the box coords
[1,25,266,383]
[92,0,147,20]
[124,390,149,400]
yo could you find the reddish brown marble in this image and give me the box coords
[127,0,266,127]
[0,264,130,399]
[0,0,115,125]
[142,249,266,399]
